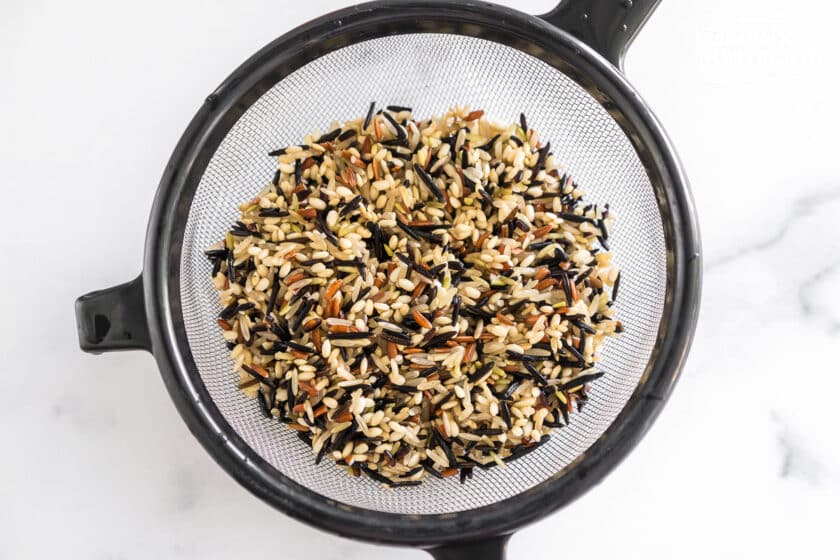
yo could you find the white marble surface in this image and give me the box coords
[2,1,839,558]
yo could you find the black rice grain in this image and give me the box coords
[363,101,376,130]
[413,163,444,202]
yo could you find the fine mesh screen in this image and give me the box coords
[179,34,666,514]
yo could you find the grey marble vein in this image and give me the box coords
[706,186,840,270]
[773,412,826,485]
[797,259,840,333]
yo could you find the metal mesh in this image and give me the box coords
[179,34,666,514]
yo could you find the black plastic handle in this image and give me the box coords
[427,535,511,560]
[541,0,660,70]
[75,275,152,354]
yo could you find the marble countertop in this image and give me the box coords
[2,1,839,558]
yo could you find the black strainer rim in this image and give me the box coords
[91,0,699,548]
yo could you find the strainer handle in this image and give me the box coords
[427,535,510,560]
[75,274,151,354]
[541,0,660,70]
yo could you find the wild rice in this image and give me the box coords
[206,106,622,487]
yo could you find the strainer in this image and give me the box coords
[75,1,701,557]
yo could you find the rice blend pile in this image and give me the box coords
[204,106,623,486]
